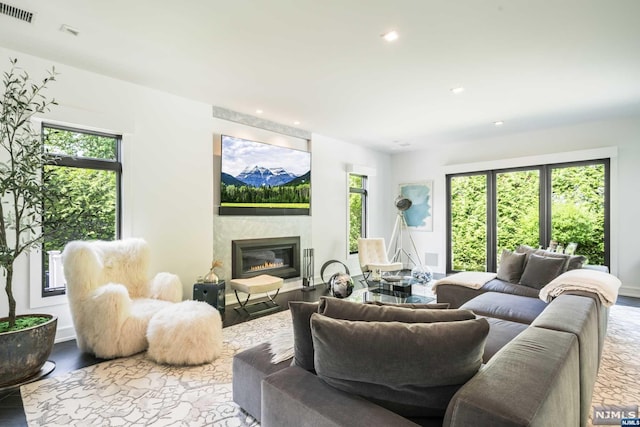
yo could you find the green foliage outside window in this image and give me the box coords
[451,175,487,271]
[44,167,117,251]
[551,164,605,265]
[496,170,540,259]
[349,174,365,254]
[42,127,119,287]
[450,162,606,271]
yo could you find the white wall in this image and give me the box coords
[311,134,394,276]
[0,47,392,341]
[391,116,640,297]
[0,47,215,341]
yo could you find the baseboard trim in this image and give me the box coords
[619,286,640,299]
[55,325,76,343]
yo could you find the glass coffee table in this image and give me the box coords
[348,276,436,304]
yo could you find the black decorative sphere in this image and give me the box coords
[330,273,354,298]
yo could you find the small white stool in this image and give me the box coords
[230,274,284,315]
[146,300,222,365]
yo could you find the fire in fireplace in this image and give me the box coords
[232,236,300,280]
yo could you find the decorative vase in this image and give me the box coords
[330,273,354,298]
[204,260,223,283]
[204,268,219,283]
[0,314,57,387]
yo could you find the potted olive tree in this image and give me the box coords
[0,58,59,387]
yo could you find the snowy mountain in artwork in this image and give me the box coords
[233,165,300,187]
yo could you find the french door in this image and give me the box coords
[446,159,609,273]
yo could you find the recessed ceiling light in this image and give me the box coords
[255,109,263,114]
[494,120,504,126]
[450,87,465,94]
[60,24,80,36]
[293,121,300,125]
[381,30,399,42]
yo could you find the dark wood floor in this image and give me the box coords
[1,285,639,426]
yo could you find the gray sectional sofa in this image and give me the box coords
[233,293,607,426]
[232,247,612,426]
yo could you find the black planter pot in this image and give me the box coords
[0,314,57,388]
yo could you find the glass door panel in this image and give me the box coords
[450,174,488,271]
[496,169,540,261]
[551,164,606,265]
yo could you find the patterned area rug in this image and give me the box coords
[21,310,292,427]
[589,303,640,426]
[21,303,639,427]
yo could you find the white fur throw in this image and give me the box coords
[147,301,223,366]
[268,328,294,364]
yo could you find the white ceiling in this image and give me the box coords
[2,0,640,152]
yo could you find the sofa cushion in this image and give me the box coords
[519,253,567,289]
[531,294,600,426]
[444,327,580,427]
[460,292,548,324]
[482,317,528,362]
[496,249,526,283]
[366,301,450,309]
[482,279,540,298]
[516,244,587,271]
[290,299,474,373]
[310,313,489,417]
[288,301,320,372]
[232,342,294,421]
[261,366,423,427]
[319,297,475,322]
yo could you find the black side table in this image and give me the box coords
[193,281,226,316]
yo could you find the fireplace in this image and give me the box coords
[232,236,301,280]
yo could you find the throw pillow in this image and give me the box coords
[496,249,526,283]
[517,244,587,271]
[311,314,489,417]
[533,249,570,272]
[319,297,476,323]
[519,253,567,289]
[366,301,450,309]
[288,301,320,372]
[563,253,587,271]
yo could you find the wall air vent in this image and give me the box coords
[0,2,35,23]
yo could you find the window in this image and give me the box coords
[348,174,368,254]
[42,124,122,296]
[446,159,609,273]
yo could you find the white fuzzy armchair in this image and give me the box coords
[62,238,183,359]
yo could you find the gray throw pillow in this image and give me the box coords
[311,314,489,417]
[533,249,570,272]
[365,301,450,309]
[288,301,319,372]
[496,249,526,283]
[319,297,476,323]
[517,244,586,271]
[515,244,537,259]
[566,254,587,270]
[519,253,567,289]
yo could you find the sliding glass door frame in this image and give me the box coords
[446,159,610,273]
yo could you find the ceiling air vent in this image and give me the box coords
[0,2,35,23]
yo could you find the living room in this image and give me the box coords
[1,1,639,426]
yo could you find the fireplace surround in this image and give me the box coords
[232,236,300,280]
